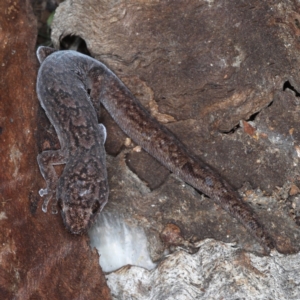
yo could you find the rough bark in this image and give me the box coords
[0,1,111,299]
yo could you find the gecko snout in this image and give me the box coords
[59,199,103,235]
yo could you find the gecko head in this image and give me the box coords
[59,200,103,235]
[57,158,109,234]
[58,179,109,235]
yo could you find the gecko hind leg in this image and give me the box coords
[37,149,67,214]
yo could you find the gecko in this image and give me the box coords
[36,46,274,252]
[36,47,109,234]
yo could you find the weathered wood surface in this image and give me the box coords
[51,0,300,255]
[0,1,111,299]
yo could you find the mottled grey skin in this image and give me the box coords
[36,47,108,234]
[36,46,274,252]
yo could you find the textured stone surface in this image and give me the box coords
[51,0,300,190]
[106,239,300,300]
[50,0,300,255]
[0,1,111,299]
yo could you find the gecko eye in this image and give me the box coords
[91,201,100,215]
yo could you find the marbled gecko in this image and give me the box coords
[36,46,274,252]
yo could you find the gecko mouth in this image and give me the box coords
[69,227,86,235]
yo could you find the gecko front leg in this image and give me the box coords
[37,149,67,214]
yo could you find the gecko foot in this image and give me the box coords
[39,188,48,197]
[41,193,54,213]
[42,200,49,213]
[42,200,58,214]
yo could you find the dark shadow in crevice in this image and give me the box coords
[46,0,58,12]
[221,80,298,135]
[221,106,270,135]
[60,35,91,56]
[221,109,261,134]
[283,81,300,97]
[247,111,259,122]
[220,123,241,135]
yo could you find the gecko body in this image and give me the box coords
[36,48,108,234]
[36,46,274,251]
